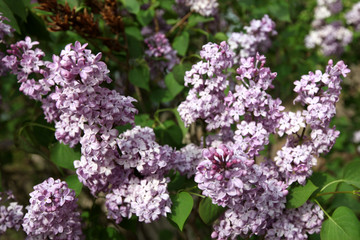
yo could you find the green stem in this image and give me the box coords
[316,190,360,197]
[19,122,56,136]
[320,179,346,192]
[187,192,205,198]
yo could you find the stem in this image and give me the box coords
[168,11,193,35]
[18,122,56,136]
[320,179,345,192]
[187,192,205,198]
[316,190,360,197]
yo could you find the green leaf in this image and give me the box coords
[343,160,360,188]
[129,66,150,91]
[136,8,154,26]
[65,175,83,196]
[50,143,81,170]
[121,0,140,14]
[214,32,228,41]
[159,0,175,11]
[172,31,189,56]
[198,197,226,225]
[125,27,143,41]
[172,63,191,84]
[310,172,337,203]
[187,15,214,28]
[321,206,360,240]
[268,1,291,22]
[329,183,360,215]
[172,108,188,138]
[0,1,20,33]
[165,73,184,99]
[168,192,193,231]
[4,0,27,22]
[134,114,154,127]
[286,180,318,208]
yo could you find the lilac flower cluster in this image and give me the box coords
[22,178,83,239]
[106,175,171,223]
[104,126,178,223]
[177,0,218,16]
[0,191,23,235]
[0,13,14,76]
[181,40,349,238]
[346,2,360,31]
[228,15,277,61]
[354,130,360,152]
[266,202,323,239]
[195,145,288,238]
[274,60,349,185]
[314,0,342,20]
[178,41,235,130]
[144,32,179,83]
[305,21,352,56]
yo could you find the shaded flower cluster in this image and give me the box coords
[144,32,179,83]
[314,0,342,21]
[22,178,83,239]
[106,175,171,224]
[0,12,14,76]
[177,0,218,16]
[305,21,352,56]
[346,2,360,31]
[0,191,23,235]
[266,202,323,240]
[228,15,277,61]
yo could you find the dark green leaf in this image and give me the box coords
[159,0,175,11]
[198,197,226,225]
[125,27,143,41]
[50,143,80,170]
[134,114,154,127]
[286,180,318,208]
[343,160,360,188]
[172,108,188,138]
[268,2,291,22]
[129,66,150,91]
[168,192,193,231]
[330,183,360,215]
[4,0,27,22]
[165,73,184,99]
[0,1,20,33]
[172,31,189,56]
[172,63,191,84]
[310,172,337,203]
[121,0,140,14]
[321,206,360,240]
[187,15,214,28]
[136,8,154,26]
[65,175,83,196]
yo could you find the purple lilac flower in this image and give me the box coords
[0,13,13,43]
[0,191,23,234]
[106,175,171,223]
[22,178,83,239]
[3,38,138,148]
[266,202,323,240]
[172,143,203,178]
[178,41,235,130]
[305,21,352,56]
[144,32,179,84]
[354,130,360,152]
[178,0,218,16]
[314,0,342,20]
[228,15,277,61]
[116,126,175,176]
[210,159,288,238]
[278,111,306,137]
[346,2,360,31]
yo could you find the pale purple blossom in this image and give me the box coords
[0,191,23,235]
[346,2,360,31]
[179,0,218,16]
[228,15,277,61]
[22,178,83,240]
